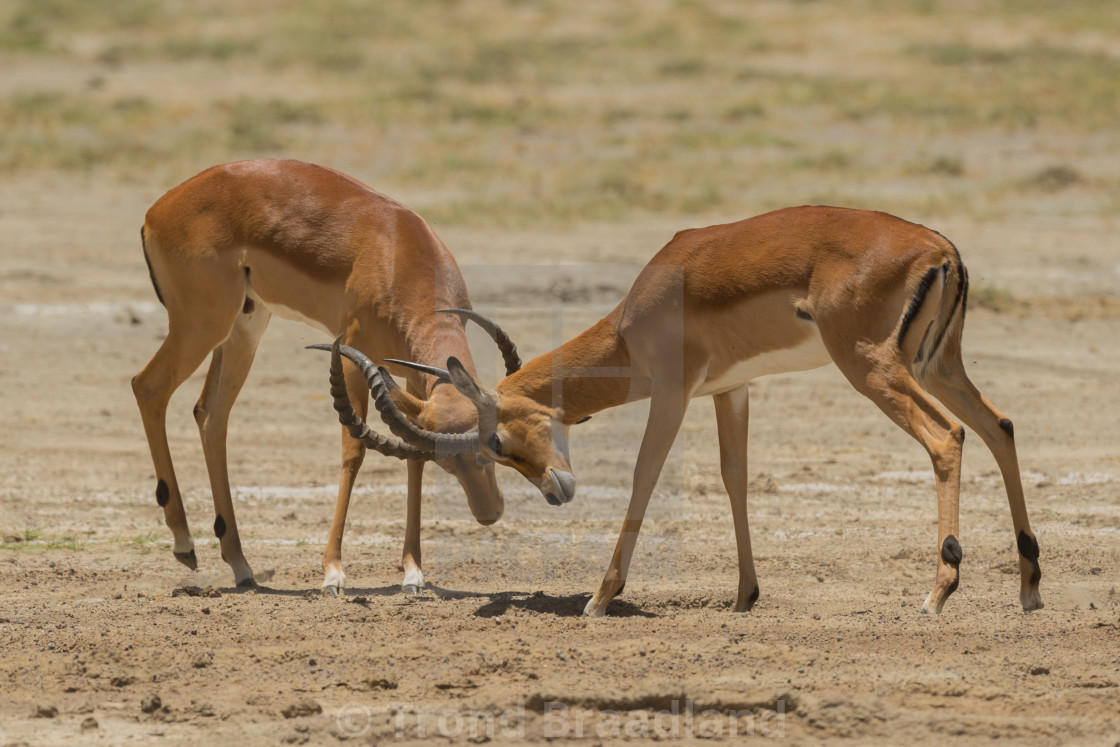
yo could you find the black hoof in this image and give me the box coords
[544,493,562,506]
[173,549,198,570]
[236,577,258,589]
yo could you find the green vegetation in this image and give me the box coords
[45,536,86,551]
[127,532,163,554]
[0,527,86,551]
[2,0,1119,225]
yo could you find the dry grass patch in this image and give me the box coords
[2,0,1119,227]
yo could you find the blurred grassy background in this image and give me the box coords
[2,0,1119,229]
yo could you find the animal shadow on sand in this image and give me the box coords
[177,583,654,618]
[472,590,657,619]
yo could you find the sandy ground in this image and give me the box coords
[1,173,1119,745]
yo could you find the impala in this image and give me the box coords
[328,205,1043,616]
[131,158,520,594]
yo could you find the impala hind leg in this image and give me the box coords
[836,355,965,614]
[133,334,211,569]
[133,309,243,571]
[713,386,760,612]
[194,308,272,587]
[921,345,1043,611]
[584,386,690,617]
[322,358,369,596]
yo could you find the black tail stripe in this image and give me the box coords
[959,263,969,323]
[896,264,941,349]
[927,257,967,356]
[141,225,165,306]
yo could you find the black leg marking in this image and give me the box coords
[1016,530,1039,560]
[939,535,962,600]
[613,581,626,599]
[242,296,255,315]
[155,479,169,508]
[1017,530,1042,586]
[941,535,963,566]
[214,515,226,539]
[795,307,813,322]
[748,585,760,607]
[999,418,1014,438]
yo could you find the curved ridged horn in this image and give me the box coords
[437,308,522,375]
[305,340,434,461]
[308,338,481,457]
[383,358,451,381]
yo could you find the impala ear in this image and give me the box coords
[445,357,498,410]
[446,357,499,437]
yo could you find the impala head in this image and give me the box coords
[444,358,577,506]
[310,338,504,525]
[315,308,578,508]
[404,379,505,524]
[383,355,577,506]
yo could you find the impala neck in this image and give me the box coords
[400,318,479,398]
[501,317,634,424]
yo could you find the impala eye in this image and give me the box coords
[489,434,502,456]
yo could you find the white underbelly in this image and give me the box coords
[694,330,831,397]
[246,286,333,336]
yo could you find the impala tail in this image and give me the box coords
[140,225,165,306]
[900,245,968,383]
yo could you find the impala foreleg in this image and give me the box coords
[400,457,426,594]
[584,388,689,617]
[713,386,759,612]
[322,358,369,596]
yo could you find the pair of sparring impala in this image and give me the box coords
[133,159,1043,616]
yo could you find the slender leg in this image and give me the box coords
[398,375,431,594]
[133,307,242,571]
[321,358,369,595]
[921,341,1043,610]
[584,386,691,617]
[194,308,272,586]
[713,386,760,612]
[400,457,426,593]
[834,352,965,614]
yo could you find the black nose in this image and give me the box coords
[544,493,562,506]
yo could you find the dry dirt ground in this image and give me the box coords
[1,173,1118,745]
